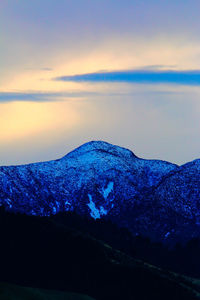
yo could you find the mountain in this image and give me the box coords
[0,140,200,244]
[0,208,200,300]
[153,159,200,223]
[0,282,94,300]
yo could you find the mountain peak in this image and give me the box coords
[63,140,138,160]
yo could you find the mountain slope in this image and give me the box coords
[0,209,200,300]
[150,159,200,243]
[154,159,200,222]
[0,282,94,300]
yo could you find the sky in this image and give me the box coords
[1,0,200,165]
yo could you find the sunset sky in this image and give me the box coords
[1,0,200,165]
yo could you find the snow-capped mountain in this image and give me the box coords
[0,141,200,243]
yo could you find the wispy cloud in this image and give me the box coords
[54,69,200,86]
[0,86,187,103]
[0,90,129,103]
[0,91,93,103]
[137,65,177,70]
[25,67,53,71]
[0,92,63,103]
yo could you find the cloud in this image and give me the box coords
[0,91,98,103]
[2,89,159,103]
[25,67,53,71]
[0,92,62,102]
[54,69,200,86]
[137,65,178,70]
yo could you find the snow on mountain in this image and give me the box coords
[153,159,200,223]
[0,140,199,243]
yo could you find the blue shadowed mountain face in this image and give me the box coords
[0,141,200,244]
